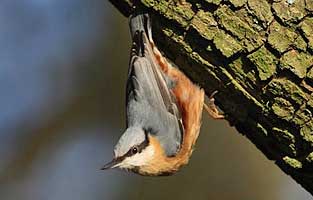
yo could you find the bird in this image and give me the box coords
[101,11,223,176]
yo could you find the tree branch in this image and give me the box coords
[109,0,313,194]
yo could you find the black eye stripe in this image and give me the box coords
[116,132,150,161]
[125,136,149,157]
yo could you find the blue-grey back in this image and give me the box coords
[126,13,183,156]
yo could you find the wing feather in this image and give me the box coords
[126,13,183,156]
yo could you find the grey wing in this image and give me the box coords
[126,55,182,157]
[128,13,178,114]
[126,16,183,156]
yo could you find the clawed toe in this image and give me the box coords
[204,91,224,119]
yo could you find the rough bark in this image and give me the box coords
[109,0,313,195]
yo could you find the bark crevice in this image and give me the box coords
[109,0,313,195]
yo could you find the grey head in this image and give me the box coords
[114,126,146,157]
[101,127,154,170]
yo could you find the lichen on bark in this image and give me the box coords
[109,0,313,195]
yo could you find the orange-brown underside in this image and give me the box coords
[137,41,204,175]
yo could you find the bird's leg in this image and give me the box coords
[204,91,224,119]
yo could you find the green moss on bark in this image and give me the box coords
[205,0,222,5]
[247,0,273,28]
[191,10,218,40]
[280,50,313,79]
[306,0,313,12]
[283,156,303,169]
[266,79,308,106]
[271,97,295,121]
[272,0,306,24]
[300,122,313,145]
[268,21,297,53]
[229,0,247,8]
[300,17,313,51]
[272,127,296,156]
[213,30,242,57]
[214,5,263,52]
[142,0,194,28]
[247,46,277,81]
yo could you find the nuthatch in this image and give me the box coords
[102,12,223,176]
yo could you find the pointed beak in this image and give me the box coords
[100,158,120,170]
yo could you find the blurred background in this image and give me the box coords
[0,1,311,200]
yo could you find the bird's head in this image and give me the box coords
[102,127,156,173]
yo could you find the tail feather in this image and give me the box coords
[129,12,152,43]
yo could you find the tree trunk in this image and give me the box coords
[109,0,313,195]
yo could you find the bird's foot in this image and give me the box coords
[204,91,224,119]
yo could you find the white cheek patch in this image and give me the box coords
[118,145,155,169]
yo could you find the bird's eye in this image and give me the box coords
[131,147,138,154]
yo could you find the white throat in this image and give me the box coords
[116,145,155,169]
